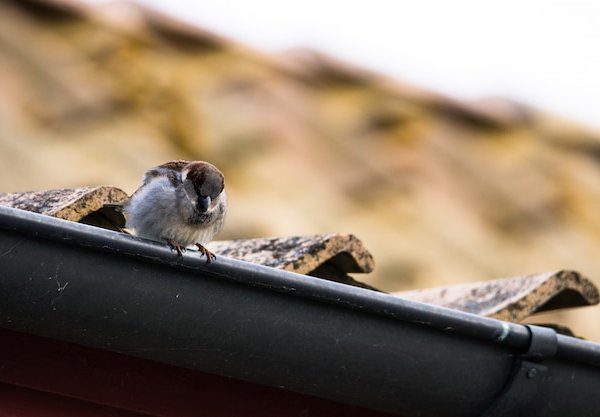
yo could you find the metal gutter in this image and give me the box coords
[0,206,599,416]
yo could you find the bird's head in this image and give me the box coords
[182,162,225,214]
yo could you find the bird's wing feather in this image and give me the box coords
[157,160,191,172]
[142,160,190,186]
[127,160,191,203]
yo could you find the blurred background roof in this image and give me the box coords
[0,0,599,339]
[87,0,600,129]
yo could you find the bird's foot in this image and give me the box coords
[196,243,216,264]
[165,238,186,257]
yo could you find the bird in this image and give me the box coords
[124,160,227,263]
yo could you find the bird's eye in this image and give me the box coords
[194,175,223,200]
[193,183,202,196]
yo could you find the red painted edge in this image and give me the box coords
[0,328,399,417]
[0,382,152,417]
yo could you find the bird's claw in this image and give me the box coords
[165,238,186,257]
[196,243,216,264]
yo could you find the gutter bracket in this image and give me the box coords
[480,325,558,417]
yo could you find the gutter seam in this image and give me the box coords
[480,325,558,417]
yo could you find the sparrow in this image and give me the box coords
[124,160,227,263]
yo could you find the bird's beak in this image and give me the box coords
[197,196,211,213]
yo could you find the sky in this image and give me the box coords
[95,0,600,128]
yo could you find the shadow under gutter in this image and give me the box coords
[0,206,598,417]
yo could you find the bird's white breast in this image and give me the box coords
[125,177,225,247]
